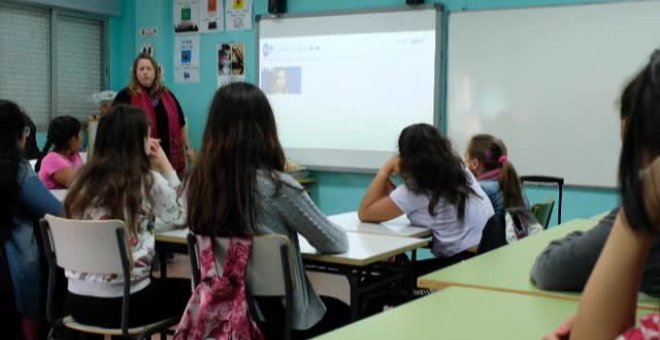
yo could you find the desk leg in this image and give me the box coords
[348,272,361,321]
[411,249,417,262]
[158,250,168,279]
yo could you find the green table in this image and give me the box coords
[418,218,659,309]
[315,287,653,339]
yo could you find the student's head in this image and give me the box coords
[0,100,29,229]
[93,90,118,116]
[619,50,660,232]
[619,75,636,139]
[129,53,163,95]
[397,123,476,218]
[35,116,82,172]
[65,105,154,235]
[0,100,29,153]
[21,113,40,159]
[466,134,525,209]
[187,82,286,236]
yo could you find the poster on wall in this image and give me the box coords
[175,35,200,83]
[225,0,252,31]
[199,0,224,33]
[174,0,200,33]
[217,42,246,88]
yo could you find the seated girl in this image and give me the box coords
[543,50,660,340]
[358,123,494,273]
[0,100,62,340]
[36,116,84,189]
[185,82,349,339]
[63,105,189,328]
[465,134,526,215]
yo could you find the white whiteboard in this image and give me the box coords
[446,0,660,187]
[258,8,441,171]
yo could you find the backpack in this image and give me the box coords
[504,207,544,244]
[174,236,264,340]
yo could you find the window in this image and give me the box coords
[0,3,106,129]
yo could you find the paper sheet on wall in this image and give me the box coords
[175,35,200,83]
[225,0,252,31]
[199,0,224,33]
[174,0,200,34]
[217,42,246,88]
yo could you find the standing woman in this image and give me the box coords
[0,100,62,340]
[113,53,193,174]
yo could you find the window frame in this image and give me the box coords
[0,1,109,131]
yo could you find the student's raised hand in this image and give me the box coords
[382,156,401,175]
[148,138,174,173]
[642,156,660,229]
[542,316,574,340]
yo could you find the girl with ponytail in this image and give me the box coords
[465,134,526,215]
[36,116,83,189]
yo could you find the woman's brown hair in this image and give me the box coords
[186,82,286,236]
[65,105,154,235]
[128,53,165,97]
[467,134,525,209]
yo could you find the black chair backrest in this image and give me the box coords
[520,175,564,225]
[478,214,507,254]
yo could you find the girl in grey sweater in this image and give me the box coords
[186,82,349,339]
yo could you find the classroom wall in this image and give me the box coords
[108,0,624,226]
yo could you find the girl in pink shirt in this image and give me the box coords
[36,116,83,189]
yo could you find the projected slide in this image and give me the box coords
[259,31,436,153]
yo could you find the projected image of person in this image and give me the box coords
[272,68,288,94]
[261,67,302,95]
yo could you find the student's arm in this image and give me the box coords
[51,167,77,188]
[275,179,348,254]
[358,156,403,222]
[570,158,660,339]
[19,164,63,218]
[568,212,653,339]
[150,170,186,228]
[148,139,186,228]
[530,208,617,291]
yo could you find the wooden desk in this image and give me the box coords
[299,232,428,266]
[417,218,660,309]
[156,228,428,265]
[155,229,428,320]
[315,287,654,340]
[328,212,431,238]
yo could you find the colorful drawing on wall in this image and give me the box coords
[199,0,224,33]
[217,42,246,88]
[175,35,200,83]
[225,0,252,31]
[174,0,200,33]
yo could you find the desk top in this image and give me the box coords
[328,212,431,238]
[156,228,428,267]
[50,189,67,202]
[417,218,660,309]
[315,287,653,340]
[299,232,428,266]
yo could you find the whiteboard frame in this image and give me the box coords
[255,5,444,173]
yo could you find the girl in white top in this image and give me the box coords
[63,105,189,328]
[359,123,494,273]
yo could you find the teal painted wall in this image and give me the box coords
[109,0,625,226]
